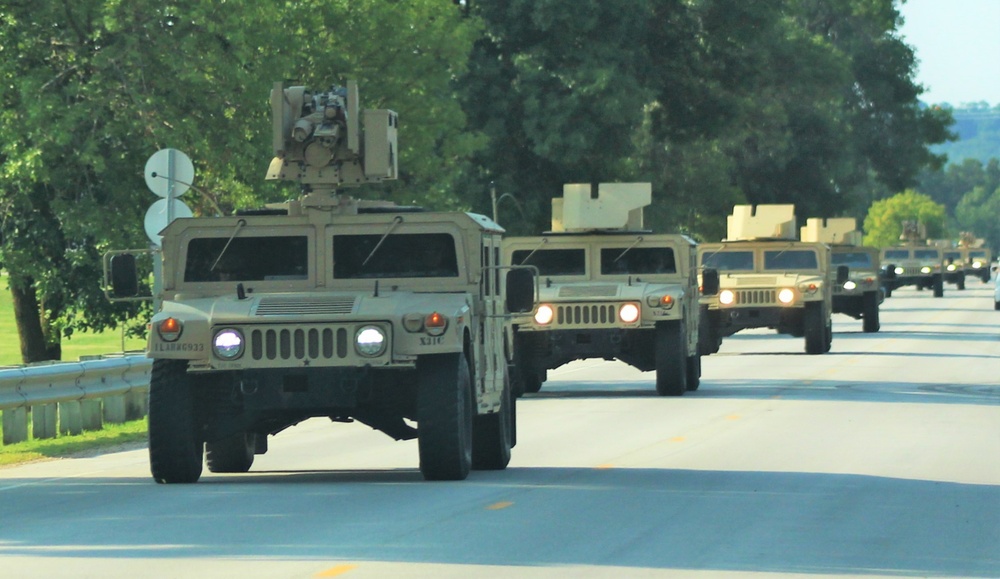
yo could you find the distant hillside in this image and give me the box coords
[928,102,1000,165]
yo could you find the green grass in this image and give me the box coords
[0,419,148,467]
[0,272,146,366]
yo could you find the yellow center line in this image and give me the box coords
[315,564,358,578]
[486,501,514,510]
[594,463,615,470]
[670,436,686,443]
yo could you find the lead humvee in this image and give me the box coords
[801,218,881,333]
[502,183,716,397]
[107,81,535,483]
[698,205,843,355]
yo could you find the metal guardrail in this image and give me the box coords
[0,354,151,445]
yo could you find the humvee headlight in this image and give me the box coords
[355,326,387,357]
[947,263,957,272]
[425,312,448,336]
[619,303,640,323]
[534,305,554,325]
[213,329,244,360]
[646,294,674,309]
[778,288,796,304]
[843,280,857,291]
[719,289,736,305]
[973,260,983,268]
[920,266,932,274]
[894,266,904,275]
[157,317,183,342]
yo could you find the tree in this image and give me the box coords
[954,184,1000,253]
[862,189,947,247]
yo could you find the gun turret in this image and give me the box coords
[266,81,398,193]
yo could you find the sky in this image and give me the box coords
[897,0,1000,106]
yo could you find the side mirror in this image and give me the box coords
[505,267,535,313]
[701,268,720,296]
[836,265,849,285]
[882,263,897,280]
[110,253,140,298]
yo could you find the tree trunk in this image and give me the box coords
[10,281,58,363]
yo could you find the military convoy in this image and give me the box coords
[879,221,944,298]
[943,233,993,286]
[107,81,535,483]
[801,218,881,333]
[502,183,716,397]
[698,205,843,355]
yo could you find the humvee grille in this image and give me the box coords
[897,266,926,276]
[555,303,619,327]
[249,325,354,362]
[255,296,357,316]
[733,289,776,305]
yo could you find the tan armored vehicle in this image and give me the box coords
[502,183,716,397]
[801,218,881,333]
[880,222,944,297]
[953,233,993,284]
[698,205,842,355]
[107,81,535,483]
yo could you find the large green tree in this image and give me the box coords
[862,189,947,247]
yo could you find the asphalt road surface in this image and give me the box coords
[2,282,998,578]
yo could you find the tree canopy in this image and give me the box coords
[862,189,947,247]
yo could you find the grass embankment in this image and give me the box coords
[1,271,149,465]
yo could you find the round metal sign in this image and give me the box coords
[144,197,193,246]
[144,148,194,198]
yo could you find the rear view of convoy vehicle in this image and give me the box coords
[107,81,535,483]
[801,218,881,333]
[880,221,944,297]
[698,205,844,355]
[502,183,717,397]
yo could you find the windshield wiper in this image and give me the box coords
[362,215,404,267]
[516,237,549,265]
[210,218,247,272]
[612,236,644,263]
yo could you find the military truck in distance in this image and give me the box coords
[502,183,715,397]
[698,205,842,355]
[951,233,993,284]
[107,81,535,483]
[801,218,881,333]
[880,222,944,298]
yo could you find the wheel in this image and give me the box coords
[513,335,544,395]
[803,303,826,355]
[471,374,512,471]
[824,321,833,353]
[655,321,687,396]
[685,354,701,391]
[521,367,543,394]
[861,291,880,333]
[697,305,720,356]
[206,432,256,473]
[148,359,204,484]
[957,274,966,290]
[417,353,473,481]
[933,274,944,298]
[884,286,892,298]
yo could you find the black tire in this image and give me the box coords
[685,354,701,392]
[521,367,544,394]
[804,303,826,355]
[206,432,256,473]
[697,306,720,356]
[884,286,892,298]
[148,359,204,484]
[655,321,687,396]
[981,271,990,284]
[861,291,880,333]
[471,375,512,471]
[417,353,473,481]
[933,274,944,297]
[957,274,966,290]
[995,300,1000,311]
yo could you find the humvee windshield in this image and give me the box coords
[600,247,676,275]
[944,251,962,262]
[334,233,459,279]
[512,248,586,276]
[884,249,909,260]
[832,251,873,269]
[969,250,987,258]
[701,251,754,271]
[184,236,309,282]
[764,250,818,270]
[914,249,940,260]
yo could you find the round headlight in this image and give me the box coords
[355,326,387,357]
[946,264,957,271]
[843,280,857,291]
[534,304,554,325]
[920,266,932,274]
[719,289,736,305]
[777,288,796,304]
[973,260,983,268]
[619,303,640,323]
[894,266,904,275]
[213,329,244,359]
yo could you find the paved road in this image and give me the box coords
[2,283,998,578]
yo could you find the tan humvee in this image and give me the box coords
[698,205,840,355]
[502,183,712,397]
[801,218,881,333]
[880,222,944,297]
[946,234,993,285]
[106,81,534,484]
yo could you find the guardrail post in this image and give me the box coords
[126,390,148,420]
[81,400,103,431]
[2,408,28,445]
[103,395,127,424]
[59,401,83,436]
[32,404,57,439]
